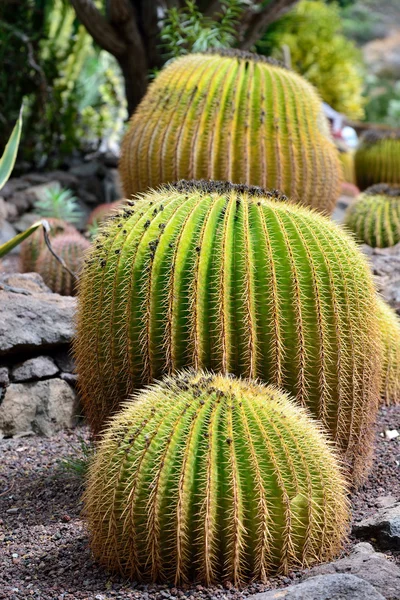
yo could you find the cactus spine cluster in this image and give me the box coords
[20,218,77,272]
[377,297,400,405]
[345,184,400,248]
[119,50,341,214]
[355,130,400,190]
[37,233,90,296]
[84,371,349,585]
[75,181,382,484]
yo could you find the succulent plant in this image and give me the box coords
[36,233,90,296]
[377,296,400,406]
[75,180,382,484]
[20,217,77,273]
[355,130,400,190]
[33,182,84,225]
[119,50,341,214]
[84,371,350,585]
[344,184,400,248]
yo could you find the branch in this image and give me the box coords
[238,0,299,50]
[69,0,127,56]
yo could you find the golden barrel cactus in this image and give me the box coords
[20,217,77,272]
[355,130,400,190]
[84,371,349,585]
[377,296,400,405]
[74,181,382,484]
[119,50,341,214]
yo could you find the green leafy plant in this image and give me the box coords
[0,104,23,191]
[74,180,382,485]
[84,370,349,584]
[60,434,94,477]
[34,183,84,225]
[258,0,365,119]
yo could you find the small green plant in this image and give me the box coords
[84,371,349,584]
[34,183,84,225]
[61,435,94,478]
[74,181,382,485]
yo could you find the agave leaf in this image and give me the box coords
[0,220,49,258]
[0,104,23,192]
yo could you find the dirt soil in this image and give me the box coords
[1,405,399,600]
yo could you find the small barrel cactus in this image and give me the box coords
[344,184,400,248]
[119,50,341,214]
[84,371,349,585]
[75,181,382,484]
[36,233,90,296]
[88,200,125,227]
[20,217,77,273]
[338,149,355,185]
[355,130,400,190]
[377,297,400,405]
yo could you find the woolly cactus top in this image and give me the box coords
[364,183,400,197]
[204,47,287,69]
[361,129,400,145]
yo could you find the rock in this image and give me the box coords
[0,366,9,386]
[353,503,400,550]
[304,542,400,599]
[0,220,18,254]
[13,212,41,233]
[53,350,75,373]
[362,244,400,313]
[247,574,385,599]
[0,272,76,356]
[11,356,59,382]
[364,28,400,78]
[60,372,78,387]
[0,379,79,437]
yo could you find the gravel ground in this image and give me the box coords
[1,405,399,600]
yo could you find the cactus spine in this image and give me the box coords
[345,184,400,248]
[20,218,77,272]
[75,181,382,484]
[36,233,90,296]
[355,130,400,190]
[84,371,349,585]
[377,297,400,405]
[119,50,341,214]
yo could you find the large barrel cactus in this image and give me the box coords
[119,50,341,214]
[355,130,400,190]
[20,217,77,272]
[377,297,400,405]
[345,184,400,248]
[36,233,90,296]
[84,371,349,585]
[75,181,382,484]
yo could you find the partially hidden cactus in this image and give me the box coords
[355,130,400,190]
[84,371,350,585]
[87,200,125,227]
[119,50,341,214]
[338,149,355,185]
[344,184,400,248]
[20,218,77,272]
[74,181,382,484]
[36,233,90,296]
[377,296,400,406]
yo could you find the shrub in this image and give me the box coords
[74,181,382,484]
[84,371,349,584]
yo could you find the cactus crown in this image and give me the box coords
[204,47,287,68]
[119,51,341,213]
[75,181,381,484]
[84,370,349,585]
[364,183,400,197]
[37,232,90,296]
[361,129,400,145]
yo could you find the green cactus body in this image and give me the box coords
[345,184,400,248]
[84,371,349,585]
[88,200,125,227]
[20,218,77,272]
[75,181,381,484]
[339,149,355,185]
[119,50,341,214]
[377,296,400,405]
[355,130,400,190]
[37,233,90,296]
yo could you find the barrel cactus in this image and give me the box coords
[345,184,400,248]
[338,149,355,185]
[355,130,400,190]
[37,233,90,296]
[20,218,77,272]
[119,50,341,214]
[75,180,382,484]
[84,371,349,584]
[377,297,400,406]
[88,200,125,227]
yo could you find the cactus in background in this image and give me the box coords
[87,200,125,227]
[84,371,349,585]
[119,50,341,214]
[377,297,400,406]
[338,149,355,185]
[36,233,90,296]
[20,218,77,272]
[355,130,400,190]
[75,181,382,484]
[344,184,400,248]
